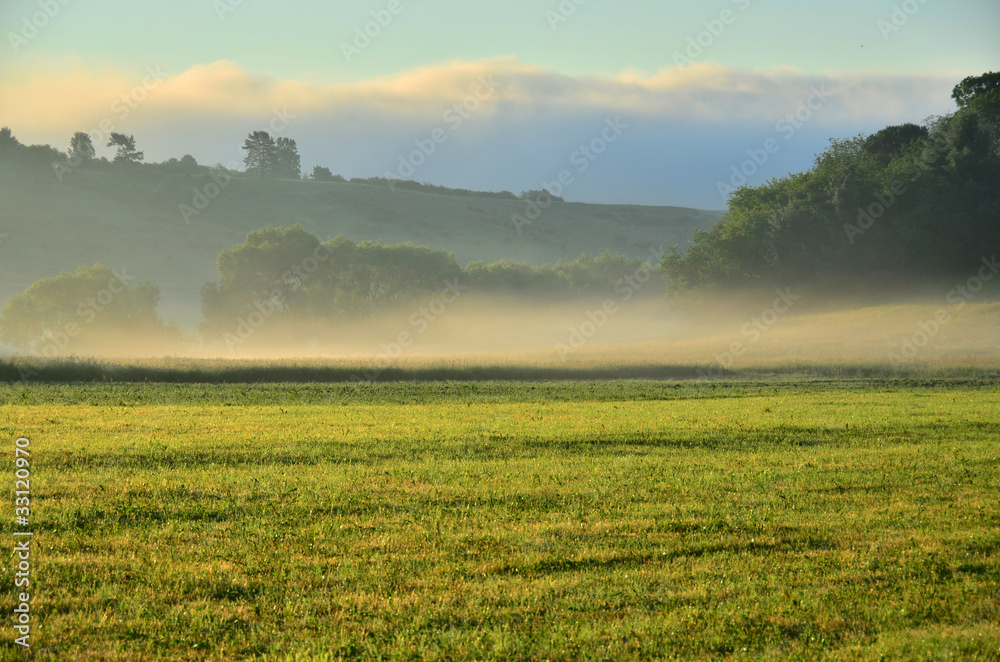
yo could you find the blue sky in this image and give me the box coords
[2,0,998,208]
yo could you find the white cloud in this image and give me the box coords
[0,57,964,208]
[1,57,960,138]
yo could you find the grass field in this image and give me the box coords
[1,378,999,660]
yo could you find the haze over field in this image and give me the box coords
[0,0,998,369]
[8,293,998,374]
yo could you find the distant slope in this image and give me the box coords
[0,163,723,326]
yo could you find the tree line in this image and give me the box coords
[200,225,656,341]
[0,226,659,354]
[1,127,565,202]
[661,72,1000,294]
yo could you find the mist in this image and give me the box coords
[11,289,996,381]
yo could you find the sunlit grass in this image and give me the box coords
[0,380,998,659]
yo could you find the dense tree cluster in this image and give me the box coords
[199,225,658,340]
[0,126,66,167]
[661,72,1000,294]
[0,265,177,355]
[311,165,344,182]
[242,131,301,178]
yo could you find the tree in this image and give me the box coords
[953,71,1000,131]
[274,137,301,179]
[0,264,172,355]
[0,126,20,155]
[69,132,96,164]
[312,165,335,181]
[660,86,1000,295]
[200,224,324,335]
[158,154,202,175]
[242,131,277,176]
[862,124,928,164]
[952,71,1000,108]
[200,226,472,338]
[107,132,144,164]
[520,189,565,203]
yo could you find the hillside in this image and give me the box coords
[0,162,722,326]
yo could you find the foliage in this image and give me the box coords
[861,123,928,164]
[661,72,1000,294]
[952,70,1000,131]
[149,153,204,175]
[200,225,467,336]
[238,132,301,178]
[274,136,301,179]
[464,251,646,296]
[68,131,96,164]
[0,125,19,153]
[107,132,144,164]
[311,165,344,182]
[242,130,277,176]
[0,128,66,166]
[520,188,566,203]
[0,263,176,354]
[199,226,661,341]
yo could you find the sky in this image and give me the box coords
[1,0,998,209]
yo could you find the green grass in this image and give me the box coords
[1,379,999,660]
[0,162,721,326]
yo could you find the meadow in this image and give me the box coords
[1,377,998,660]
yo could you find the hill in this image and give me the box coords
[0,162,722,326]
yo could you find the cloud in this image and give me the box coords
[2,56,959,138]
[0,57,964,208]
